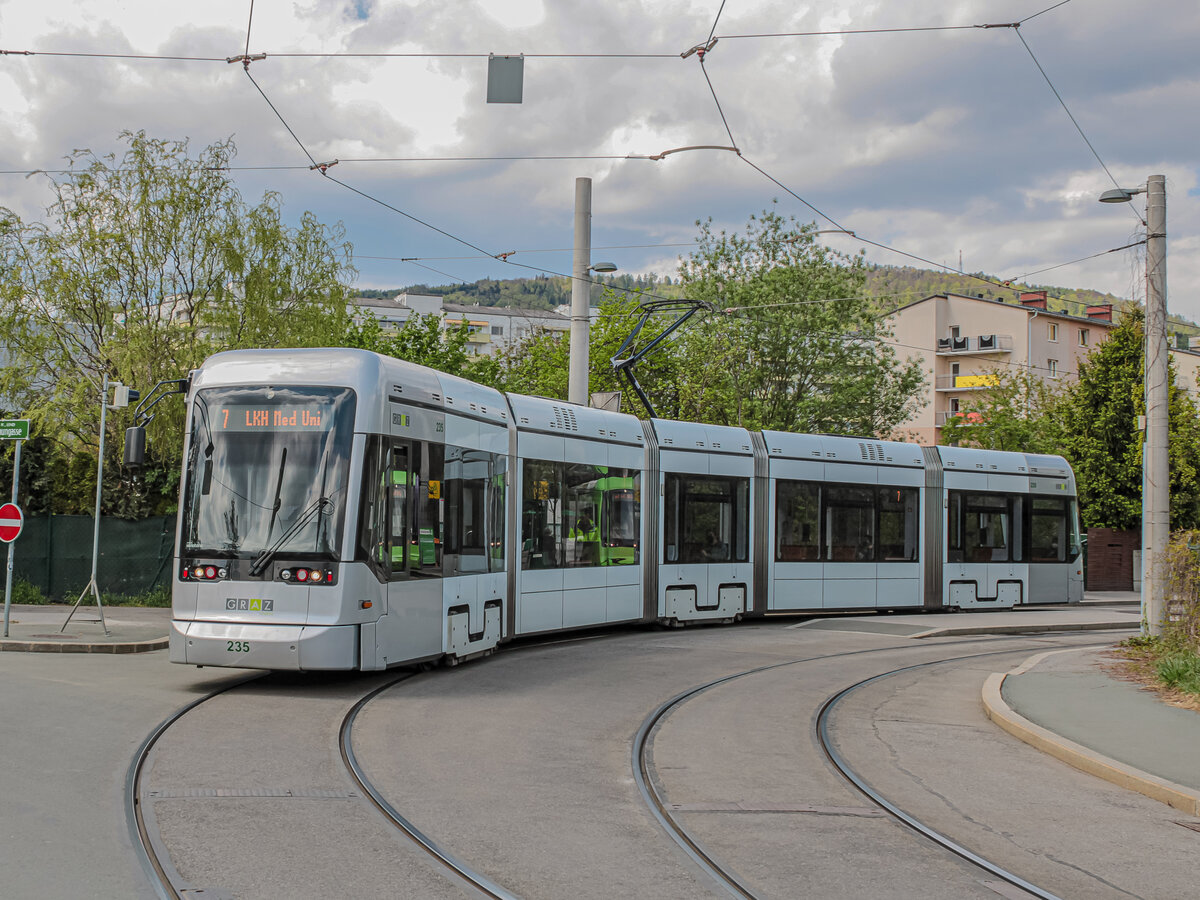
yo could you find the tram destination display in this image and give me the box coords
[216,401,333,432]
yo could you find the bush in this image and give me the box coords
[1159,531,1200,650]
[1155,652,1200,696]
[104,585,172,608]
[0,578,50,605]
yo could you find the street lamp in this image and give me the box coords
[1100,175,1167,635]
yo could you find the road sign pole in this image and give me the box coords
[3,439,21,638]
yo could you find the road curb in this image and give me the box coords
[981,663,1200,817]
[0,637,169,654]
[912,621,1136,639]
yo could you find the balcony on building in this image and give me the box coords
[935,373,1001,391]
[935,333,1013,355]
[935,410,984,426]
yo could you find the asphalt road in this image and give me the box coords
[4,617,1192,900]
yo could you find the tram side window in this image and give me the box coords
[357,437,405,577]
[776,481,819,561]
[664,473,749,565]
[878,487,919,562]
[444,447,489,576]
[489,455,507,574]
[409,441,444,576]
[522,460,640,570]
[825,485,875,562]
[600,472,640,566]
[522,459,562,570]
[949,492,1013,563]
[1030,496,1070,562]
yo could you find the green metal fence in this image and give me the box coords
[10,515,176,600]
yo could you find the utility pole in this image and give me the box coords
[568,177,592,406]
[1144,174,1168,636]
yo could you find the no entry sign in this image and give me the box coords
[0,503,23,543]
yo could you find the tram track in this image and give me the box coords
[339,674,521,900]
[125,672,267,900]
[633,632,1127,900]
[127,625,1131,899]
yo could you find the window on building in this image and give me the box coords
[951,362,960,376]
[491,325,504,336]
[1048,323,1059,342]
[949,325,961,339]
[1079,328,1089,346]
[949,397,960,413]
[1048,359,1059,378]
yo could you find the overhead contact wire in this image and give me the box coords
[1013,27,1144,225]
[242,68,318,168]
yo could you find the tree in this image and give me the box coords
[343,311,475,378]
[479,294,677,411]
[1057,309,1200,530]
[939,368,1065,454]
[0,131,356,515]
[672,209,926,435]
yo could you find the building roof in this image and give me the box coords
[888,292,1117,328]
[443,301,566,321]
[349,294,566,322]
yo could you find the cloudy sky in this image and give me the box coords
[1,1,1197,316]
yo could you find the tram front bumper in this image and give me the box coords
[169,619,359,670]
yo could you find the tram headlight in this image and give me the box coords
[295,568,309,582]
[310,569,324,583]
[280,569,292,581]
[204,566,217,580]
[192,565,205,579]
[217,567,228,579]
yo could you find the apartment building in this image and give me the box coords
[351,293,569,356]
[887,291,1117,444]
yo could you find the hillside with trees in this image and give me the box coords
[364,264,1194,332]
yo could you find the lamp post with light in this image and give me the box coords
[1100,175,1167,635]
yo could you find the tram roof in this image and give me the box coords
[936,445,1072,478]
[760,431,925,468]
[505,392,644,446]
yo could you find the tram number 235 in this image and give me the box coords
[226,640,251,653]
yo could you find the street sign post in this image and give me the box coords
[1,426,24,638]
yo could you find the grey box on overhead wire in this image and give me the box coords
[487,54,524,103]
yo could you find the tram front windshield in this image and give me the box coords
[181,386,356,561]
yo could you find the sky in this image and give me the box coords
[1,0,1198,317]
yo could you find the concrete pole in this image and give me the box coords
[568,177,592,406]
[1143,175,1168,636]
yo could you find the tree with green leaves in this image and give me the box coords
[1056,309,1200,530]
[0,131,356,515]
[343,311,476,378]
[671,209,926,435]
[939,368,1065,454]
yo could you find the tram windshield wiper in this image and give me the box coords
[249,496,335,577]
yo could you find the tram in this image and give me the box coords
[167,348,1084,671]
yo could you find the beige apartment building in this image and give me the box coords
[887,291,1116,444]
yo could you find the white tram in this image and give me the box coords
[169,348,1084,671]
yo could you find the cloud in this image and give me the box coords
[0,0,1198,318]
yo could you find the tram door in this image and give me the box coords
[363,439,444,667]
